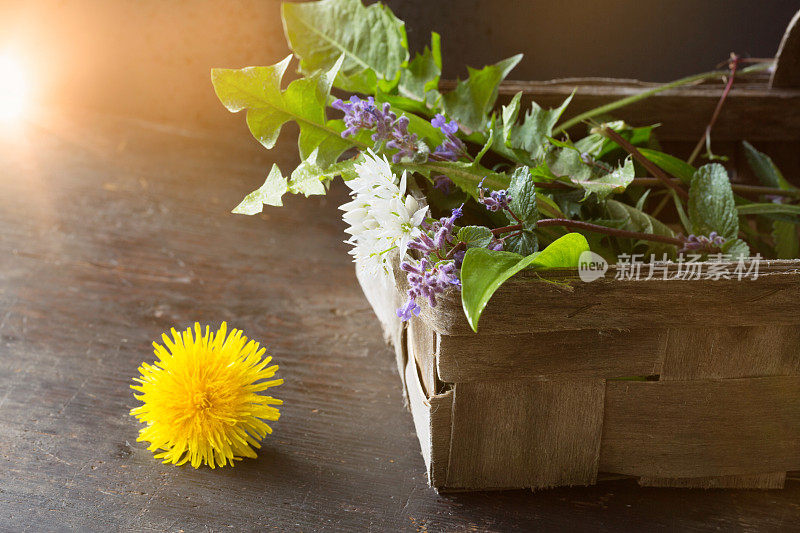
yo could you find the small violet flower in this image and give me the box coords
[332,96,396,142]
[679,231,726,254]
[430,114,467,162]
[396,206,465,321]
[386,116,420,163]
[477,178,511,212]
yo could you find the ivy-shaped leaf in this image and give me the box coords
[232,164,288,214]
[441,54,522,132]
[281,0,409,93]
[212,55,359,170]
[399,32,441,102]
[570,157,635,200]
[688,164,738,239]
[503,92,574,158]
[460,233,589,332]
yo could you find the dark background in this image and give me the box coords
[0,0,798,127]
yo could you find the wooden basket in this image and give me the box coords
[357,12,800,491]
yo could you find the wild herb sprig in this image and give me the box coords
[212,0,799,331]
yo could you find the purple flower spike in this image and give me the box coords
[433,175,454,194]
[431,114,466,162]
[679,232,727,254]
[477,180,511,212]
[386,116,420,163]
[331,95,397,141]
[397,294,421,321]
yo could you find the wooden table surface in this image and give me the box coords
[1,111,799,532]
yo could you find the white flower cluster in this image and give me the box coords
[340,150,428,276]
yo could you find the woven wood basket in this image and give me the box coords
[357,12,800,492]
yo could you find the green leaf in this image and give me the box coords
[232,164,288,214]
[505,92,574,158]
[281,0,409,93]
[638,148,695,184]
[742,141,796,191]
[460,233,589,332]
[595,122,657,159]
[772,221,799,258]
[441,54,522,132]
[688,164,738,239]
[457,226,493,248]
[570,157,634,200]
[400,160,509,199]
[604,199,677,256]
[506,166,538,224]
[722,238,750,259]
[212,55,357,169]
[736,203,800,216]
[399,32,441,101]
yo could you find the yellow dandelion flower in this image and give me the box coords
[130,322,283,468]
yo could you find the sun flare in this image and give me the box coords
[0,52,29,122]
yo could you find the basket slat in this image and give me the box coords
[600,377,800,478]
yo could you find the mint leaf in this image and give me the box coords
[399,32,441,102]
[722,238,750,259]
[506,166,538,224]
[441,54,522,132]
[688,164,738,240]
[505,93,573,158]
[233,164,287,214]
[457,226,493,248]
[281,0,409,93]
[212,55,357,169]
[638,148,695,184]
[461,233,589,332]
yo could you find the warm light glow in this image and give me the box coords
[0,52,29,122]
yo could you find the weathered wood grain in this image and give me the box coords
[436,328,666,382]
[407,317,440,396]
[413,263,800,336]
[445,378,605,490]
[660,325,800,381]
[600,377,800,478]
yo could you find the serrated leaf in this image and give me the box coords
[233,164,287,214]
[505,230,538,256]
[570,157,634,200]
[506,166,538,224]
[399,32,441,101]
[288,151,359,197]
[688,164,738,239]
[460,233,589,332]
[281,0,409,93]
[722,238,750,259]
[457,226,493,248]
[212,55,357,169]
[742,141,796,191]
[505,93,574,158]
[441,54,522,132]
[638,148,696,184]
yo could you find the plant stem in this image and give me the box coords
[601,127,690,201]
[632,177,800,198]
[687,54,739,165]
[536,218,685,246]
[491,219,685,247]
[552,62,772,135]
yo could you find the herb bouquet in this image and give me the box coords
[212,0,800,491]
